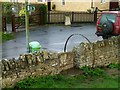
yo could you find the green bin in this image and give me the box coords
[29,41,41,53]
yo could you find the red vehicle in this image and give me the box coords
[96,11,120,39]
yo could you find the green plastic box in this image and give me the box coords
[29,41,41,53]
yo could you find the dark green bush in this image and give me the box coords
[2,2,13,23]
[2,2,13,16]
[39,4,47,24]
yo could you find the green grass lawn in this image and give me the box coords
[14,67,119,88]
[0,32,14,43]
[15,75,119,88]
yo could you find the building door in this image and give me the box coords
[48,2,51,11]
[110,0,119,10]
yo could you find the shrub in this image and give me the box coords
[80,66,105,76]
[38,4,47,24]
[107,63,120,69]
[15,75,66,88]
[2,2,13,23]
[1,32,14,42]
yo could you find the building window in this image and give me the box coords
[37,0,42,2]
[62,0,65,5]
[101,0,106,3]
[10,0,16,2]
[37,0,46,2]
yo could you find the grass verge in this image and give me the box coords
[14,74,119,88]
[14,65,119,89]
[0,32,14,43]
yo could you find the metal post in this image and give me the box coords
[2,16,6,32]
[94,8,97,23]
[25,0,30,52]
[12,15,16,32]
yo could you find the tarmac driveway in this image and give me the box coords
[2,23,102,59]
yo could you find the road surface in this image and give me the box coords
[2,23,102,59]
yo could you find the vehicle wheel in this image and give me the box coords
[102,36,112,39]
[102,36,109,39]
[101,21,113,35]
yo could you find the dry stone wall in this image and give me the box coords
[1,52,74,88]
[1,36,120,88]
[73,36,120,68]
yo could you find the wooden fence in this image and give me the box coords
[14,12,44,28]
[2,11,99,32]
[47,11,96,24]
[2,12,44,32]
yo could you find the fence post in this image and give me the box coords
[71,12,74,23]
[2,16,7,32]
[47,11,50,24]
[41,11,44,25]
[2,17,4,32]
[12,15,16,32]
[94,10,97,23]
[39,12,41,25]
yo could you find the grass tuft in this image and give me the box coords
[0,32,15,43]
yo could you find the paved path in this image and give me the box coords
[2,23,102,59]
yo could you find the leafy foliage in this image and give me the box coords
[1,32,14,42]
[38,4,47,24]
[108,63,120,69]
[2,2,13,23]
[15,75,66,88]
[2,2,13,16]
[80,66,105,76]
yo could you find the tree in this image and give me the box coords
[2,2,13,16]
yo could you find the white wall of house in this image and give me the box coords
[52,0,92,12]
[94,0,110,10]
[51,0,120,12]
[0,0,47,4]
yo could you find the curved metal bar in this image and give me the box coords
[64,34,92,52]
